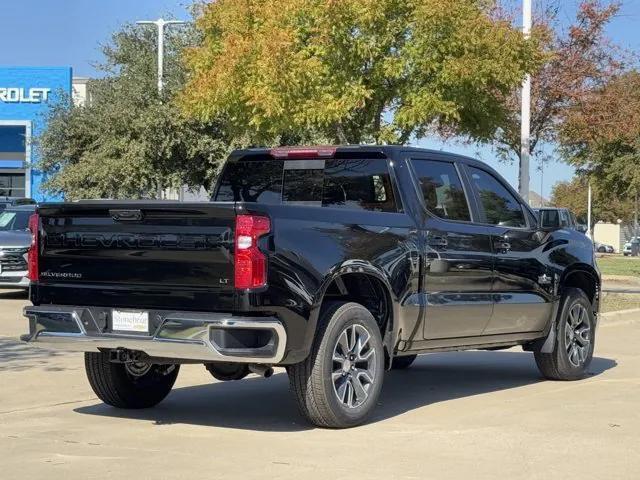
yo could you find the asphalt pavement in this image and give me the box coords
[1,290,638,480]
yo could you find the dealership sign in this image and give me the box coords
[0,87,51,104]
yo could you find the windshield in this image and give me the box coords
[0,210,31,231]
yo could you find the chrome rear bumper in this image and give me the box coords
[22,305,286,364]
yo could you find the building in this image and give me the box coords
[0,66,87,202]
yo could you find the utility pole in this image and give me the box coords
[136,18,186,199]
[519,0,532,204]
[136,18,186,94]
[540,162,543,207]
[635,192,638,239]
[587,182,592,239]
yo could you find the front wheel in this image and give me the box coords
[85,352,179,408]
[288,302,384,428]
[534,288,595,380]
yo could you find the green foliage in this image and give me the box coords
[37,24,229,200]
[559,71,640,200]
[550,176,636,224]
[181,0,542,146]
[491,1,622,164]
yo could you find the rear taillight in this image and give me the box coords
[234,214,271,289]
[27,213,39,281]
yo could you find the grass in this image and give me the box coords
[596,255,640,277]
[601,292,640,313]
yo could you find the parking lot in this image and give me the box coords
[1,290,639,480]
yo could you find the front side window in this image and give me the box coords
[410,159,470,221]
[468,167,526,228]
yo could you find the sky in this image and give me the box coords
[1,0,638,200]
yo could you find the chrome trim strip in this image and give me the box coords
[23,305,286,364]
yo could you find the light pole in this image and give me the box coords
[136,18,186,199]
[519,0,532,204]
[136,18,187,95]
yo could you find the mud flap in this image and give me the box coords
[540,320,556,353]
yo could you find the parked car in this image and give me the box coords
[533,207,586,233]
[594,242,615,254]
[0,204,36,289]
[22,146,600,428]
[623,237,639,256]
[0,197,36,211]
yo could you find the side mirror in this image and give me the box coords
[537,210,561,231]
[576,224,587,234]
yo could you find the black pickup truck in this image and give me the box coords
[22,146,600,428]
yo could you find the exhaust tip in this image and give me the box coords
[249,364,274,378]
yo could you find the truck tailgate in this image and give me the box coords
[35,202,236,311]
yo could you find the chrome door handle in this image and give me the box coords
[428,236,448,248]
[494,241,511,252]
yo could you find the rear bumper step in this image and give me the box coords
[21,305,286,364]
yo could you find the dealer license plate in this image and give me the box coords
[112,309,149,333]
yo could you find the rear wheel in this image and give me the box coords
[534,288,595,380]
[391,354,417,370]
[288,302,384,428]
[85,351,179,408]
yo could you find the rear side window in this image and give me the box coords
[214,158,398,212]
[468,166,526,228]
[322,158,396,212]
[410,159,470,221]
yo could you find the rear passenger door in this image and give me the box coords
[464,166,553,335]
[410,158,494,340]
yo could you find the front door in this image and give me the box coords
[409,158,494,340]
[465,165,554,334]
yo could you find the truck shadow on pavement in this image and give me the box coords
[0,289,29,300]
[74,351,616,432]
[0,338,68,372]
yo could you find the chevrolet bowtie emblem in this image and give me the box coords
[538,273,552,285]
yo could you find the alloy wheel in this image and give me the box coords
[565,303,591,368]
[331,324,377,408]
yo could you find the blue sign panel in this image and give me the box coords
[0,66,72,201]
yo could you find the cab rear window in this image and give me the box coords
[214,158,398,212]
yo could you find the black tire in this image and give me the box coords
[391,354,417,370]
[84,352,179,409]
[205,362,249,381]
[288,302,385,428]
[534,288,595,381]
[597,246,606,253]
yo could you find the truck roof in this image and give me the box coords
[229,145,492,169]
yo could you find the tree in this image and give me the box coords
[490,0,622,164]
[559,71,640,199]
[37,23,229,200]
[181,0,543,146]
[550,176,636,224]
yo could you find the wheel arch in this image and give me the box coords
[304,261,398,362]
[560,264,601,308]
